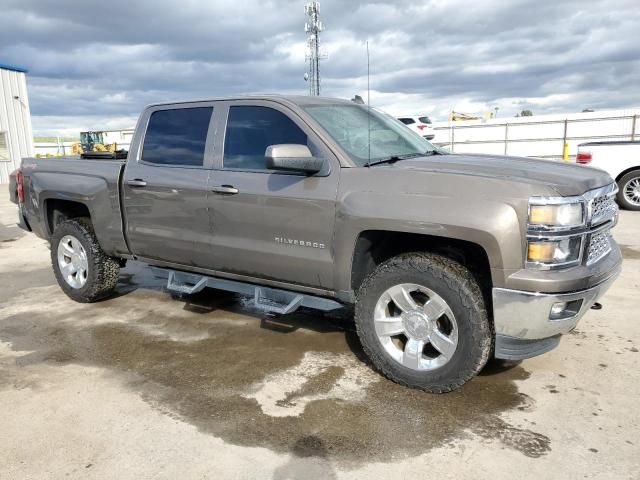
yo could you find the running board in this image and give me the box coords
[153,267,342,314]
[167,271,207,295]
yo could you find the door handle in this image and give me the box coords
[211,185,239,195]
[127,179,147,187]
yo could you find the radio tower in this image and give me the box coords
[304,2,325,96]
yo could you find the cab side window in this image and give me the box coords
[142,107,213,166]
[223,106,307,171]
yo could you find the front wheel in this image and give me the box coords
[617,170,640,211]
[355,253,492,393]
[51,218,120,302]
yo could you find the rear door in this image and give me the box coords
[207,100,340,289]
[122,103,216,267]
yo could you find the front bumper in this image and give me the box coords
[492,267,620,359]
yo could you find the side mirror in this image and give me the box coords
[265,144,325,175]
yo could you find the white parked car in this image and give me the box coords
[397,115,435,140]
[576,141,640,210]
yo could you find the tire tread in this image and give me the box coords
[50,217,120,302]
[355,252,492,393]
[616,170,640,211]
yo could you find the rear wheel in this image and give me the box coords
[51,218,120,302]
[617,170,640,211]
[355,252,492,393]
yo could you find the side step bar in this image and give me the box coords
[152,267,343,315]
[167,271,207,295]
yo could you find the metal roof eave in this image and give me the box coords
[0,63,28,73]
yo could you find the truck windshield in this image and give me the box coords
[303,104,437,166]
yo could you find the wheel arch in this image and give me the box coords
[615,166,640,183]
[349,230,493,319]
[44,198,92,236]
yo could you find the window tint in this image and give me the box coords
[398,118,414,125]
[418,116,432,124]
[224,106,307,170]
[142,107,212,166]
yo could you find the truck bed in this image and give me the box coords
[20,156,128,255]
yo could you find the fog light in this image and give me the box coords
[549,299,583,320]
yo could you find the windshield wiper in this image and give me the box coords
[366,151,438,167]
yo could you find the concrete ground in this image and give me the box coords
[0,185,638,480]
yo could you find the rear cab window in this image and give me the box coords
[142,107,213,166]
[418,116,432,124]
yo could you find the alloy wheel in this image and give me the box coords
[57,235,89,289]
[373,283,458,371]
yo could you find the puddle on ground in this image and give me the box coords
[0,262,550,464]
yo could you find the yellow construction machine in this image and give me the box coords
[71,131,118,155]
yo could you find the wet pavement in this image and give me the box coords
[0,186,639,479]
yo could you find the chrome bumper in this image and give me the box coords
[492,268,620,342]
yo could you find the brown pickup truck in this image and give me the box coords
[10,95,621,392]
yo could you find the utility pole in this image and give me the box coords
[304,2,326,96]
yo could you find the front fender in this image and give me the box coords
[332,186,526,295]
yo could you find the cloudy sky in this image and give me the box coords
[1,0,639,135]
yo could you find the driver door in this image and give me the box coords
[206,101,340,290]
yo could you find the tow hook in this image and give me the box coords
[591,302,603,310]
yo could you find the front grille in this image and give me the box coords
[587,229,612,265]
[591,193,617,225]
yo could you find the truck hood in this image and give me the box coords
[393,153,612,196]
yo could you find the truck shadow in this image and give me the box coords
[113,261,521,372]
[169,286,523,378]
[0,223,27,245]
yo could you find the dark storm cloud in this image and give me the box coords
[1,0,638,133]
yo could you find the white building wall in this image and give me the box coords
[0,66,34,184]
[432,108,640,159]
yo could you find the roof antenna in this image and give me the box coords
[366,40,371,167]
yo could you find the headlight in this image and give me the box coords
[528,202,584,229]
[527,237,582,267]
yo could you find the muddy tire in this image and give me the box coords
[50,217,120,302]
[616,170,640,211]
[355,252,492,393]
